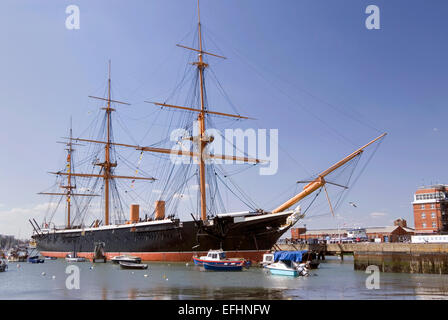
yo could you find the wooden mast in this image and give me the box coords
[66,122,73,227]
[56,121,78,229]
[39,122,99,229]
[271,133,387,213]
[58,62,154,227]
[46,64,156,228]
[104,60,112,225]
[62,2,260,225]
[142,0,262,220]
[85,62,154,226]
[196,0,208,221]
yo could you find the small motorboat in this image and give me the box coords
[119,261,148,270]
[28,256,45,264]
[265,251,310,277]
[111,255,142,264]
[203,262,243,271]
[265,261,310,276]
[0,258,8,272]
[193,249,250,268]
[65,253,86,262]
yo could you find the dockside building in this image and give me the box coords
[413,184,448,234]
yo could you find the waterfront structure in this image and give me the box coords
[290,225,414,243]
[353,242,448,274]
[412,184,448,234]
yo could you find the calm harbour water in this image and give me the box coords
[1,256,448,300]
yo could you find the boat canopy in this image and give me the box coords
[274,250,308,262]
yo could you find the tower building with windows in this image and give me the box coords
[413,185,448,234]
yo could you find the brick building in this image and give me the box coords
[290,227,306,239]
[412,184,448,234]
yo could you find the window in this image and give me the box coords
[422,223,427,228]
[421,204,425,209]
[432,222,437,228]
[421,212,426,219]
[431,204,436,209]
[432,212,436,219]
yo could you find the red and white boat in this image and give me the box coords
[193,249,250,267]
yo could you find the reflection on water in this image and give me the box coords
[1,257,448,300]
[122,286,287,300]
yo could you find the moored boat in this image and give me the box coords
[28,256,45,264]
[65,253,86,262]
[203,262,243,271]
[119,261,148,270]
[111,255,142,264]
[261,251,319,269]
[193,249,250,267]
[265,251,310,277]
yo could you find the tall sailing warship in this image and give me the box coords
[31,2,386,262]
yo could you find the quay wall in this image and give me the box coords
[275,243,448,274]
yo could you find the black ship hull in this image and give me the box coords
[33,211,298,262]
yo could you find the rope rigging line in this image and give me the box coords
[204,26,384,139]
[214,165,260,210]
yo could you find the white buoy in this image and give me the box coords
[144,274,148,278]
[186,263,189,267]
[52,275,56,280]
[41,272,46,276]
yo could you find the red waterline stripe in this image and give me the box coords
[40,250,270,262]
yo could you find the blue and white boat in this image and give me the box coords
[28,256,45,264]
[265,250,310,277]
[203,262,243,271]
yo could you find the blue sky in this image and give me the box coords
[1,0,448,238]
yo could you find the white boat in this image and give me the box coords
[266,261,309,277]
[265,251,310,277]
[111,255,142,264]
[65,253,86,262]
[119,261,148,269]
